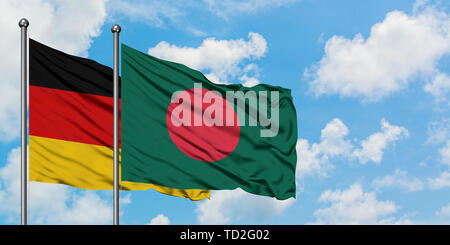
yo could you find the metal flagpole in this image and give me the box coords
[111,24,121,226]
[19,18,29,226]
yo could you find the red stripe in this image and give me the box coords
[29,85,120,147]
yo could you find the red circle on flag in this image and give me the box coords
[166,88,240,162]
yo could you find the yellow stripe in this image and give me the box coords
[29,135,210,201]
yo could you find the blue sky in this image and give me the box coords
[1,0,450,225]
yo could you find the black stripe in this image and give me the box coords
[29,39,120,97]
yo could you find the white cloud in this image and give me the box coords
[318,118,353,156]
[0,148,22,220]
[376,214,415,225]
[196,188,295,224]
[305,6,450,101]
[436,203,450,217]
[428,170,450,190]
[108,0,298,35]
[107,0,182,28]
[203,0,300,20]
[240,74,260,87]
[438,140,450,166]
[352,119,409,164]
[296,118,408,178]
[372,169,424,192]
[148,32,267,85]
[148,214,171,225]
[296,139,333,178]
[110,0,299,26]
[42,190,112,225]
[413,0,431,13]
[425,140,450,189]
[0,147,123,224]
[426,123,450,191]
[424,72,450,99]
[296,118,351,178]
[239,63,261,87]
[312,184,410,224]
[0,0,108,142]
[427,118,450,144]
[0,86,20,143]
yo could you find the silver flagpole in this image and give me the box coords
[111,24,121,226]
[19,18,29,226]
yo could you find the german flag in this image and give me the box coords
[29,39,209,201]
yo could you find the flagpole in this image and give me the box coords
[19,18,29,226]
[111,24,121,226]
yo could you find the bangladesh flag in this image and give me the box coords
[121,44,298,200]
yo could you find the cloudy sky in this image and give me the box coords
[1,0,450,225]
